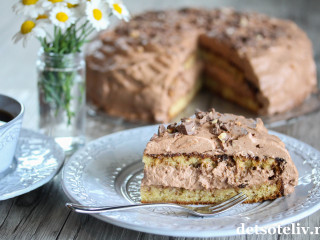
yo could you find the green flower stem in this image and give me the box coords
[39,65,76,125]
[37,21,91,125]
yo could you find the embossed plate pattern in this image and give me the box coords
[0,129,65,200]
[62,125,320,237]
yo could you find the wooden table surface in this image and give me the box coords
[1,0,320,239]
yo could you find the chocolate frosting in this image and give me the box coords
[143,109,298,195]
[86,8,317,122]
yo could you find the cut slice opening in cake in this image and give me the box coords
[198,40,263,113]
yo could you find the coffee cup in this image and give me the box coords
[0,94,24,174]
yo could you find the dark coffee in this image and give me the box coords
[0,110,14,126]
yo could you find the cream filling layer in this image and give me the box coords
[141,161,276,190]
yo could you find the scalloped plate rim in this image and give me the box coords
[0,128,65,201]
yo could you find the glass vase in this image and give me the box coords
[37,50,86,153]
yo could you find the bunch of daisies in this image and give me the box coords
[12,0,130,53]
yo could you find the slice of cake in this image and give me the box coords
[140,109,298,204]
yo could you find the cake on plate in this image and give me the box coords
[86,8,317,123]
[140,109,298,204]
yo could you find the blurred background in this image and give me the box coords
[0,0,319,132]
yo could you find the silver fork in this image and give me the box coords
[66,192,247,217]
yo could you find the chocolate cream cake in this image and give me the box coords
[140,109,298,204]
[86,8,317,123]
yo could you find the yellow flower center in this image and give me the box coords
[22,0,38,5]
[113,3,122,14]
[93,9,102,20]
[36,14,48,20]
[56,12,69,22]
[67,3,78,8]
[21,20,36,34]
[49,0,64,3]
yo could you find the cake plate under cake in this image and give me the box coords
[62,125,320,237]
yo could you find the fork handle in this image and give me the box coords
[66,202,180,214]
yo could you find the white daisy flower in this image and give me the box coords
[35,13,51,25]
[48,0,64,2]
[86,0,110,31]
[42,1,64,11]
[13,20,46,47]
[66,0,80,4]
[50,5,76,31]
[12,0,46,18]
[66,2,78,8]
[36,13,49,20]
[66,0,84,18]
[42,0,80,9]
[48,0,80,4]
[42,0,82,18]
[107,0,130,22]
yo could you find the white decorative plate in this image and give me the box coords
[0,129,65,201]
[62,125,320,237]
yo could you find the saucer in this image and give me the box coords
[0,129,64,201]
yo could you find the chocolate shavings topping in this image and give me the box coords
[176,118,197,135]
[158,124,166,136]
